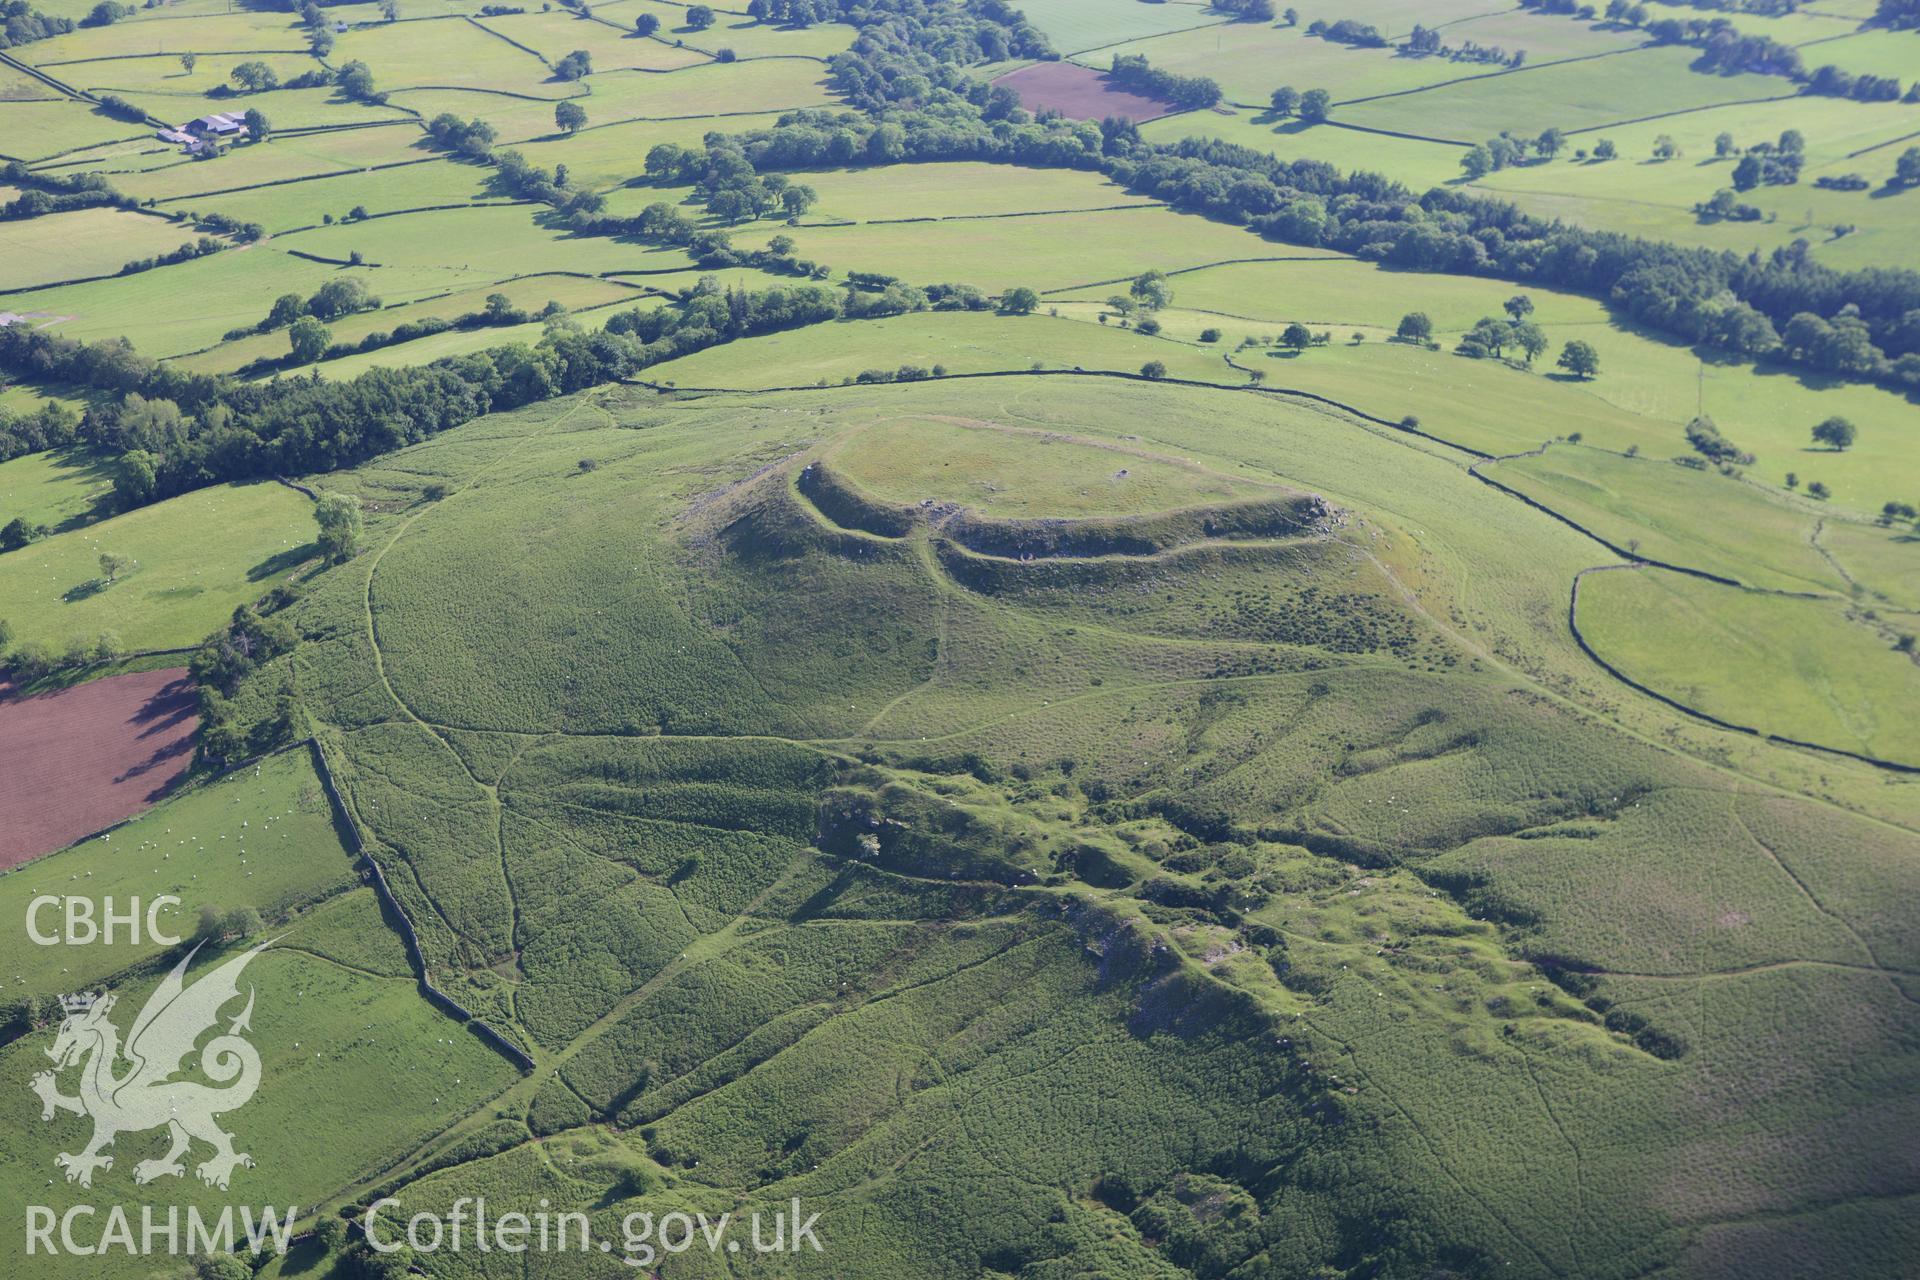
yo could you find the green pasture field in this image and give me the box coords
[1079,22,1511,106]
[309,315,567,378]
[566,55,836,118]
[159,155,503,234]
[0,250,373,357]
[1140,108,1467,188]
[1792,28,1920,82]
[1338,45,1793,142]
[0,100,148,164]
[1819,518,1920,612]
[0,479,314,652]
[1483,444,1847,593]
[1049,254,1602,331]
[739,204,1338,292]
[0,208,197,292]
[14,10,305,65]
[176,273,644,374]
[0,448,115,537]
[475,9,714,73]
[0,63,54,101]
[275,203,700,291]
[1576,564,1920,765]
[509,112,789,188]
[992,0,1223,55]
[584,0,859,59]
[112,126,433,205]
[1422,9,1650,64]
[0,745,358,994]
[55,49,319,102]
[330,15,558,93]
[646,308,1239,387]
[1231,337,1681,456]
[1692,360,1920,513]
[1470,95,1920,271]
[795,159,1160,221]
[830,414,1273,516]
[72,79,407,135]
[1035,266,1920,522]
[380,87,584,145]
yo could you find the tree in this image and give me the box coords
[1714,131,1735,157]
[242,108,269,142]
[1897,146,1920,187]
[1140,360,1166,379]
[1129,270,1172,311]
[686,3,714,28]
[1652,134,1678,159]
[1460,145,1492,179]
[1,517,40,551]
[1396,311,1433,342]
[555,100,587,134]
[1807,480,1831,500]
[288,315,331,364]
[1557,339,1600,379]
[1298,88,1331,123]
[179,51,196,75]
[222,906,263,938]
[1732,154,1763,191]
[1268,85,1299,116]
[781,184,816,217]
[1778,128,1804,156]
[1000,286,1039,314]
[314,491,363,563]
[1282,322,1313,350]
[1593,138,1617,160]
[554,50,592,80]
[116,449,158,507]
[313,1216,350,1255]
[1503,294,1534,321]
[1535,127,1564,158]
[336,59,377,100]
[1510,321,1549,365]
[98,551,131,583]
[635,11,660,34]
[230,60,278,92]
[1812,415,1856,450]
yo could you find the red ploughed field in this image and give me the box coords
[0,667,198,869]
[991,61,1176,123]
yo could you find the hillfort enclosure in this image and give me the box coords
[0,0,1916,1276]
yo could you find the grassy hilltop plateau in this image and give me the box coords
[0,0,1917,1274]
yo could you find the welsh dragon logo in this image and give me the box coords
[30,941,268,1190]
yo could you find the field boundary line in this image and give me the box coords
[1325,42,1650,108]
[1039,253,1356,295]
[1561,92,1802,136]
[805,201,1172,227]
[1565,564,1920,775]
[1845,126,1920,159]
[1056,17,1234,61]
[464,13,556,70]
[309,733,539,1070]
[148,153,453,206]
[37,49,311,66]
